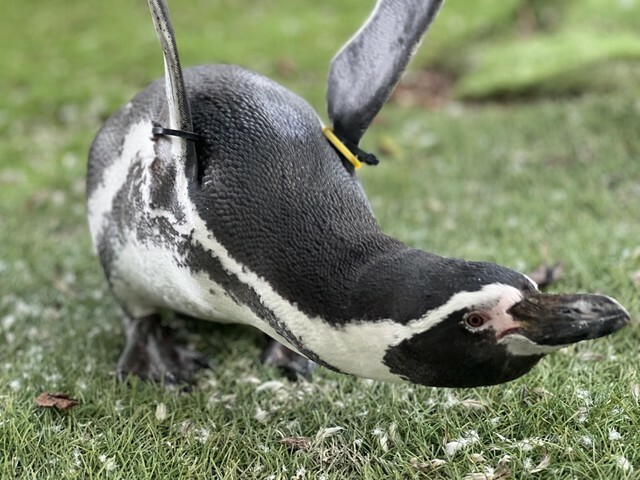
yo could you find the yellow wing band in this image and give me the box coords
[322,126,362,170]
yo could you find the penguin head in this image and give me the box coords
[381,261,629,388]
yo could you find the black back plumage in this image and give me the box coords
[184,65,407,321]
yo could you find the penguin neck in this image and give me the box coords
[346,246,457,323]
[289,245,464,382]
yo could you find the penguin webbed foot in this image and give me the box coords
[260,339,316,381]
[117,314,209,386]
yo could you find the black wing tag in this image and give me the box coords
[322,126,379,169]
[152,126,201,142]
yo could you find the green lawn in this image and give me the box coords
[1,0,639,478]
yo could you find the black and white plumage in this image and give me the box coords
[86,0,629,387]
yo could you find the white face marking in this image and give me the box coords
[407,284,525,334]
[498,334,561,356]
[522,273,538,291]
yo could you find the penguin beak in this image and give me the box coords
[507,293,630,346]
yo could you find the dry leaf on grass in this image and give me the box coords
[463,467,511,480]
[528,263,563,289]
[279,436,311,451]
[410,457,446,472]
[155,402,168,422]
[391,69,454,109]
[316,426,344,439]
[459,399,488,410]
[464,455,512,480]
[444,430,479,457]
[532,387,555,400]
[631,384,640,404]
[529,452,551,473]
[577,351,605,362]
[35,392,78,411]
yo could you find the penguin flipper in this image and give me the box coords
[147,0,198,179]
[327,0,443,145]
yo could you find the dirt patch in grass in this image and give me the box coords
[391,69,455,109]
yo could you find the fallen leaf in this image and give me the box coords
[497,455,511,468]
[532,387,554,400]
[444,430,479,457]
[391,69,454,109]
[410,457,446,471]
[470,453,486,463]
[256,380,285,393]
[494,468,512,480]
[35,392,78,411]
[459,399,487,410]
[615,455,633,472]
[280,436,311,451]
[577,351,605,362]
[445,440,466,457]
[155,402,168,422]
[254,407,269,423]
[529,453,551,473]
[180,420,194,437]
[379,434,390,452]
[463,473,492,480]
[528,263,563,289]
[316,426,344,439]
[608,429,622,441]
[631,384,640,404]
[463,466,512,480]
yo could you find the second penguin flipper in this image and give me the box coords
[327,0,443,145]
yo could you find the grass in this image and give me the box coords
[1,0,640,478]
[455,32,640,98]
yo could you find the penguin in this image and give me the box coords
[86,0,629,387]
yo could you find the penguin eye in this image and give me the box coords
[465,313,486,328]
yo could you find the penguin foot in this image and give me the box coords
[116,314,209,385]
[260,339,316,381]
